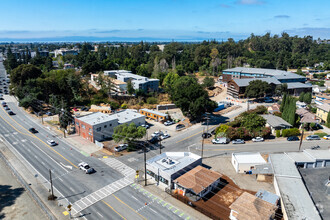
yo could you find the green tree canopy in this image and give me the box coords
[202,76,215,89]
[11,64,42,89]
[240,113,266,131]
[303,92,312,104]
[162,70,179,91]
[112,123,146,150]
[245,80,271,98]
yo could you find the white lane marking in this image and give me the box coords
[30,141,68,173]
[69,187,76,193]
[41,161,45,165]
[131,195,139,201]
[34,155,38,159]
[97,212,104,218]
[58,177,64,182]
[149,208,158,214]
[27,148,31,152]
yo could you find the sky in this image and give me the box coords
[0,0,329,41]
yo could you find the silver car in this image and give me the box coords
[232,139,245,144]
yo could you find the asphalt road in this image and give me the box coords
[0,59,182,220]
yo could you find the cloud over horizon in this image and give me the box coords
[274,15,290,19]
[236,0,265,5]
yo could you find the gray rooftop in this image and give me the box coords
[303,149,330,161]
[255,190,279,206]
[299,167,330,220]
[285,152,315,163]
[317,103,330,112]
[146,152,201,176]
[251,163,273,174]
[272,72,306,80]
[224,67,289,76]
[261,114,292,129]
[114,109,145,124]
[286,82,312,89]
[232,78,281,87]
[270,154,322,220]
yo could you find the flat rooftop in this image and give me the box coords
[113,109,145,124]
[299,167,330,220]
[232,152,267,164]
[147,152,201,176]
[76,112,116,125]
[140,108,168,117]
[270,154,322,220]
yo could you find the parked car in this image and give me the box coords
[141,124,150,129]
[232,139,245,144]
[81,106,90,111]
[114,144,128,152]
[1,101,6,105]
[210,129,216,135]
[160,133,171,140]
[252,137,264,142]
[45,111,54,116]
[264,97,274,103]
[78,162,96,174]
[4,106,10,110]
[323,135,330,140]
[306,135,320,140]
[202,132,212,138]
[46,140,57,146]
[287,136,299,141]
[8,111,15,115]
[212,137,230,144]
[176,124,185,130]
[151,131,164,137]
[29,128,38,133]
[149,136,159,144]
[164,121,174,126]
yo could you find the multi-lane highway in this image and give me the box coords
[0,59,187,220]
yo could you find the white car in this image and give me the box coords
[160,133,171,140]
[323,135,330,140]
[252,137,264,142]
[141,124,150,129]
[78,162,95,174]
[151,131,164,137]
[114,144,128,152]
[164,121,174,126]
[47,140,57,146]
[212,137,229,144]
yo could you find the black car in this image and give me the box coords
[29,128,38,133]
[287,136,299,141]
[176,124,185,130]
[210,129,216,135]
[202,132,212,138]
[8,111,15,115]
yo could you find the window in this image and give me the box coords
[96,127,101,132]
[104,125,107,128]
[82,125,85,129]
[109,124,112,126]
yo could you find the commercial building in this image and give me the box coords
[224,67,311,98]
[229,192,278,220]
[54,48,79,57]
[90,74,127,93]
[231,152,267,173]
[146,152,202,190]
[173,165,222,201]
[104,70,159,92]
[139,109,168,121]
[75,109,145,143]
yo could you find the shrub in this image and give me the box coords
[274,111,282,117]
[215,124,229,135]
[109,101,120,110]
[226,127,250,140]
[315,132,328,137]
[146,97,158,104]
[281,128,300,137]
[121,103,128,109]
[276,130,281,138]
[261,127,271,138]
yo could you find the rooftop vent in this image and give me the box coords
[161,158,173,165]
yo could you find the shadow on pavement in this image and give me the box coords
[0,185,25,219]
[57,190,86,200]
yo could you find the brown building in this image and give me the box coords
[227,78,281,98]
[139,109,168,121]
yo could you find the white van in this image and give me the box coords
[212,137,230,144]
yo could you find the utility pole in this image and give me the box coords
[299,125,304,151]
[206,112,210,134]
[201,128,205,159]
[49,169,55,200]
[144,144,147,186]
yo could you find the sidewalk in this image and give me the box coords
[140,180,211,220]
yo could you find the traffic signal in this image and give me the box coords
[136,170,139,175]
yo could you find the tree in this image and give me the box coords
[299,92,305,102]
[210,48,219,75]
[162,70,179,91]
[10,64,42,92]
[326,112,330,128]
[112,123,146,151]
[303,92,312,104]
[280,93,287,112]
[202,76,215,89]
[127,80,134,95]
[245,80,271,98]
[281,95,297,126]
[171,76,217,120]
[240,113,266,131]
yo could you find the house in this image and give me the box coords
[267,103,280,114]
[231,152,267,173]
[316,104,330,123]
[312,85,327,94]
[255,190,280,206]
[139,109,168,122]
[296,101,307,109]
[261,114,292,133]
[286,82,312,96]
[173,165,222,201]
[229,192,278,220]
[146,152,202,190]
[104,70,159,92]
[314,94,330,105]
[75,109,145,143]
[296,108,318,124]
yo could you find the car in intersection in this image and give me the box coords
[28,128,38,134]
[8,111,15,115]
[78,162,96,174]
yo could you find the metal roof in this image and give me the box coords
[76,112,117,125]
[255,190,280,205]
[140,108,168,117]
[232,78,281,87]
[232,152,267,164]
[224,67,289,76]
[317,103,330,112]
[261,114,292,129]
[286,82,312,89]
